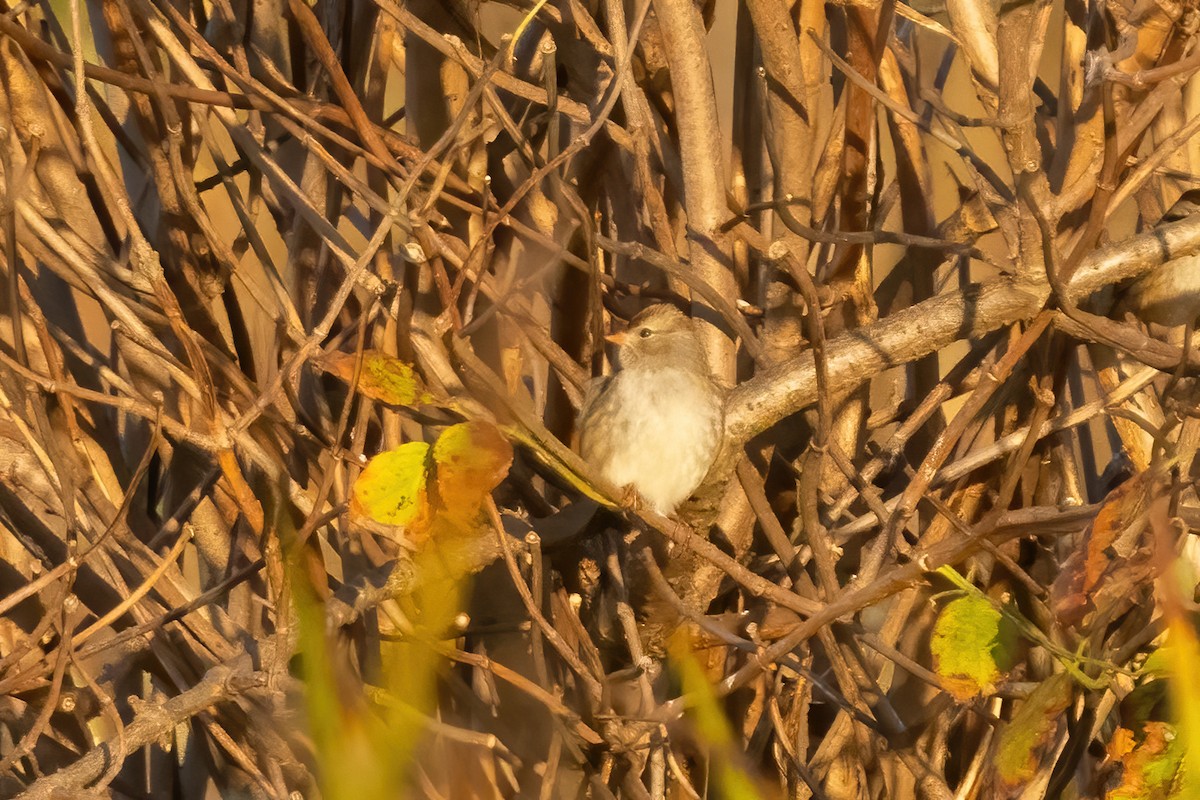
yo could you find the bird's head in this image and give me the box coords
[607,304,708,372]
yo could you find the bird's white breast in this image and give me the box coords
[600,367,722,513]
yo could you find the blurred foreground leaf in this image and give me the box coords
[1157,557,1200,798]
[668,629,763,800]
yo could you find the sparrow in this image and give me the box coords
[577,305,725,514]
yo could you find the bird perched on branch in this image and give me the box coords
[578,305,724,514]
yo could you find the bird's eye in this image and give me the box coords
[639,328,652,338]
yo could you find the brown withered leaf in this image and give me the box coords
[1050,471,1161,628]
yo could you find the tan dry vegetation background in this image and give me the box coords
[1,0,1200,798]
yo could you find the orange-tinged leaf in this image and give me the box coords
[350,423,513,560]
[1107,727,1137,763]
[931,595,1017,701]
[351,442,432,535]
[1084,472,1150,587]
[1051,471,1159,628]
[1103,721,1186,799]
[325,350,433,407]
[993,673,1073,787]
[431,421,513,524]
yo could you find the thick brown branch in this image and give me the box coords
[723,278,1049,446]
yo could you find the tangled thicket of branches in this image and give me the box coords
[3,0,1200,797]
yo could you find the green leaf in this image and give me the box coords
[994,673,1073,787]
[1140,647,1173,678]
[931,595,1018,700]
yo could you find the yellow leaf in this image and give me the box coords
[351,442,432,536]
[324,350,433,407]
[350,422,514,558]
[931,595,1017,701]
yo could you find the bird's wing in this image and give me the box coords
[579,375,612,420]
[577,375,617,463]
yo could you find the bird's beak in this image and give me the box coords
[605,330,628,346]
